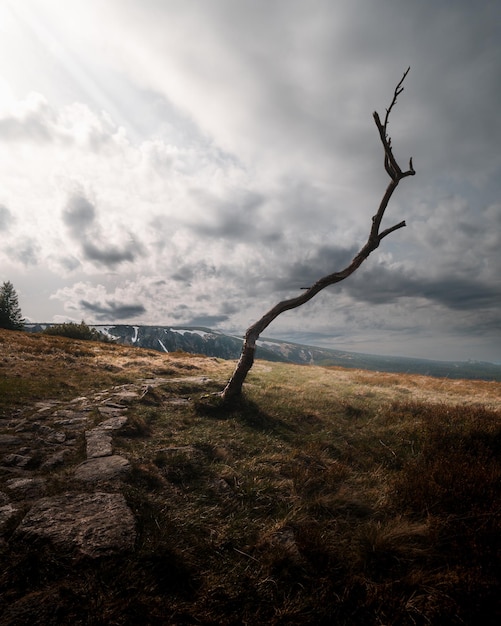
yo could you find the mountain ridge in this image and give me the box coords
[25,323,501,382]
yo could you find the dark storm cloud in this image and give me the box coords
[171,261,219,286]
[347,265,501,312]
[79,299,146,321]
[171,265,195,283]
[0,205,13,231]
[62,191,144,268]
[2,0,500,361]
[82,241,137,265]
[62,193,96,236]
[190,188,281,242]
[273,244,358,291]
[186,314,229,327]
[417,278,501,312]
[6,238,40,266]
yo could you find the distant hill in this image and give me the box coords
[25,324,501,382]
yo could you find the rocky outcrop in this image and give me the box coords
[0,375,213,560]
[74,455,131,483]
[14,491,135,558]
[0,379,169,557]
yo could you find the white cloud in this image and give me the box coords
[0,0,499,362]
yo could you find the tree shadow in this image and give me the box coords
[194,394,296,436]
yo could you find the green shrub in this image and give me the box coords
[42,321,113,343]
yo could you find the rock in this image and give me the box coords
[5,477,47,499]
[85,430,113,458]
[41,449,69,470]
[53,408,88,418]
[113,390,140,404]
[85,416,128,457]
[0,502,20,536]
[0,434,23,446]
[36,425,67,443]
[69,396,90,405]
[98,415,128,430]
[53,414,89,430]
[138,385,163,405]
[34,400,61,414]
[1,453,32,468]
[14,492,136,557]
[74,455,130,483]
[98,406,126,418]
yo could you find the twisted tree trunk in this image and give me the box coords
[221,69,416,401]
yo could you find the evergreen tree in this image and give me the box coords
[0,281,25,330]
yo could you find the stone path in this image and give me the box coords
[0,376,209,557]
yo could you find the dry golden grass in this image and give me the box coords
[1,328,501,625]
[0,328,231,415]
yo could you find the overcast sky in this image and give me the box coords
[0,0,499,363]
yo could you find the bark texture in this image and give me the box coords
[222,69,416,401]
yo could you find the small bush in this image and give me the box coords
[43,321,113,343]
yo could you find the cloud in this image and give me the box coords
[0,205,13,231]
[0,93,55,143]
[347,264,501,312]
[272,244,359,291]
[82,241,139,266]
[62,192,96,235]
[0,92,125,151]
[61,190,145,268]
[6,237,40,266]
[185,314,229,327]
[189,188,269,241]
[51,282,147,322]
[79,299,146,321]
[1,0,500,361]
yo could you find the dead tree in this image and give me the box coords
[221,69,416,401]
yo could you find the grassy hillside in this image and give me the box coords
[1,328,501,625]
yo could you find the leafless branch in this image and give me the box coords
[220,70,416,401]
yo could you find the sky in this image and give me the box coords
[0,0,500,363]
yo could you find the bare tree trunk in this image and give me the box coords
[221,69,416,401]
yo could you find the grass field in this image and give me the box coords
[1,328,500,624]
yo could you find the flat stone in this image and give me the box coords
[14,492,136,557]
[84,416,127,458]
[34,400,61,413]
[53,409,90,421]
[98,406,126,417]
[37,426,67,443]
[85,431,113,458]
[74,455,130,482]
[0,434,23,446]
[5,477,46,499]
[0,503,20,535]
[53,416,89,430]
[113,391,140,404]
[46,431,67,443]
[41,449,69,470]
[1,453,32,468]
[13,420,29,432]
[69,396,90,404]
[98,415,128,430]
